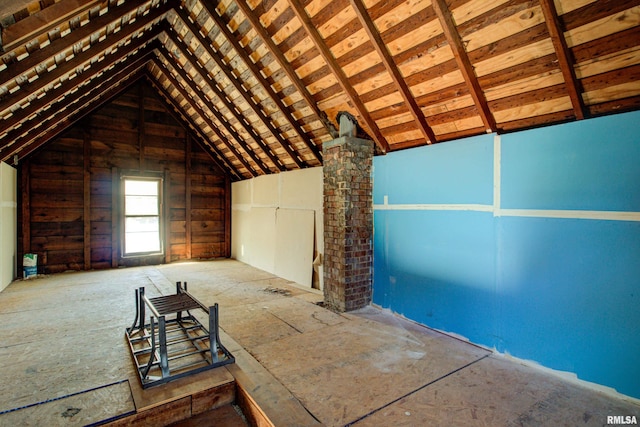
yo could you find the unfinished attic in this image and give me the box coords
[0,0,639,425]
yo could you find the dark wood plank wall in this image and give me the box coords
[17,80,230,275]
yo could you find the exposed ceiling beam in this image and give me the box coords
[234,0,338,140]
[1,30,160,159]
[12,69,147,162]
[1,0,102,53]
[1,47,153,162]
[1,24,163,139]
[432,0,496,133]
[169,10,296,171]
[160,31,275,175]
[144,75,242,180]
[1,1,169,87]
[349,0,436,145]
[195,2,323,164]
[287,0,390,152]
[145,73,244,180]
[155,54,266,178]
[539,0,586,120]
[152,51,263,177]
[0,3,168,117]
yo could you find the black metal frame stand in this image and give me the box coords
[125,281,234,388]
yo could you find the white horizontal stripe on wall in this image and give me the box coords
[373,133,640,222]
[374,197,640,222]
[374,197,493,213]
[497,209,640,222]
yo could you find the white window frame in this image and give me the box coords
[121,175,164,258]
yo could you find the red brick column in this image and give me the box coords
[323,135,374,312]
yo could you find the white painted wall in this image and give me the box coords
[232,167,323,289]
[0,162,17,292]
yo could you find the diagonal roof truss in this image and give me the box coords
[0,0,638,179]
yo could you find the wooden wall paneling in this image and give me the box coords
[168,182,188,261]
[138,84,190,262]
[225,174,231,257]
[90,165,113,269]
[139,83,146,171]
[18,80,231,272]
[190,144,226,259]
[164,169,171,264]
[186,134,192,260]
[111,166,119,268]
[83,124,91,270]
[91,94,140,171]
[27,136,84,273]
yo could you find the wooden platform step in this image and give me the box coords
[168,404,249,427]
[107,367,236,426]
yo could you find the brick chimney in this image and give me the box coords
[322,113,374,311]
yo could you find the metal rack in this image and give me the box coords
[125,281,234,388]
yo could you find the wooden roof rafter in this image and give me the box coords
[0,45,154,162]
[159,27,276,174]
[169,9,297,171]
[539,0,586,120]
[7,68,149,162]
[432,0,496,134]
[286,0,390,153]
[144,72,244,181]
[0,25,160,147]
[0,23,163,140]
[0,0,639,173]
[0,3,169,119]
[233,0,338,140]
[152,49,264,177]
[191,1,323,164]
[151,53,260,177]
[1,0,104,54]
[0,0,169,88]
[349,0,436,145]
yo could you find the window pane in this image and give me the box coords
[125,217,160,253]
[123,178,162,256]
[125,195,158,215]
[125,232,161,253]
[125,180,158,196]
[126,217,159,232]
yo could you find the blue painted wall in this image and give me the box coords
[373,111,640,398]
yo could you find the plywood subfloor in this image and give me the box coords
[0,260,638,426]
[0,381,135,426]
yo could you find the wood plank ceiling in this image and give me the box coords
[0,0,639,180]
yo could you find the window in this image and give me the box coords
[123,178,163,256]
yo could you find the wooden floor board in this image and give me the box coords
[0,260,638,426]
[0,381,135,426]
[351,354,639,426]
